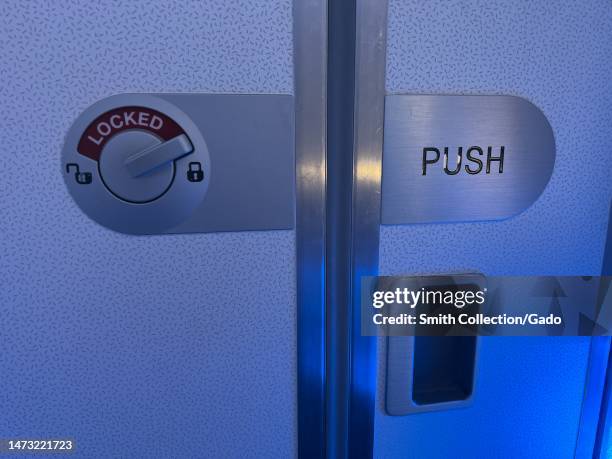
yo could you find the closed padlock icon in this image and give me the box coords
[187,162,204,182]
[66,163,92,185]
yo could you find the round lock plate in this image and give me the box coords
[62,94,211,234]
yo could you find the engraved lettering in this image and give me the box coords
[422,147,440,175]
[465,146,484,174]
[443,146,462,175]
[422,146,505,175]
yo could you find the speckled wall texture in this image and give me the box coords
[376,1,612,458]
[0,1,295,457]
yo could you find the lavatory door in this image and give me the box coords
[0,1,304,457]
[370,1,612,458]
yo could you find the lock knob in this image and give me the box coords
[99,131,175,203]
[98,131,194,203]
[125,134,193,177]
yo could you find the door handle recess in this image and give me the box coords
[385,277,480,416]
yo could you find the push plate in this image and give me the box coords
[381,95,555,224]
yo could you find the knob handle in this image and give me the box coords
[124,134,193,177]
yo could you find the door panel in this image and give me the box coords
[0,2,296,457]
[374,1,612,457]
[2,1,611,457]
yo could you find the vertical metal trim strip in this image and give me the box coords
[593,201,612,458]
[594,350,612,458]
[294,1,327,457]
[348,1,388,457]
[326,0,356,457]
[575,336,612,458]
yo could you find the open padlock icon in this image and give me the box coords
[66,163,92,185]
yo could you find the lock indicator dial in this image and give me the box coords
[62,94,210,234]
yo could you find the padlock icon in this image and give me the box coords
[187,162,204,182]
[76,171,92,184]
[66,163,92,185]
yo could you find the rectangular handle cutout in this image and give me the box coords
[412,336,477,405]
[384,275,481,415]
[386,335,478,415]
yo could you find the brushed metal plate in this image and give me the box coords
[63,94,294,235]
[381,95,555,224]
